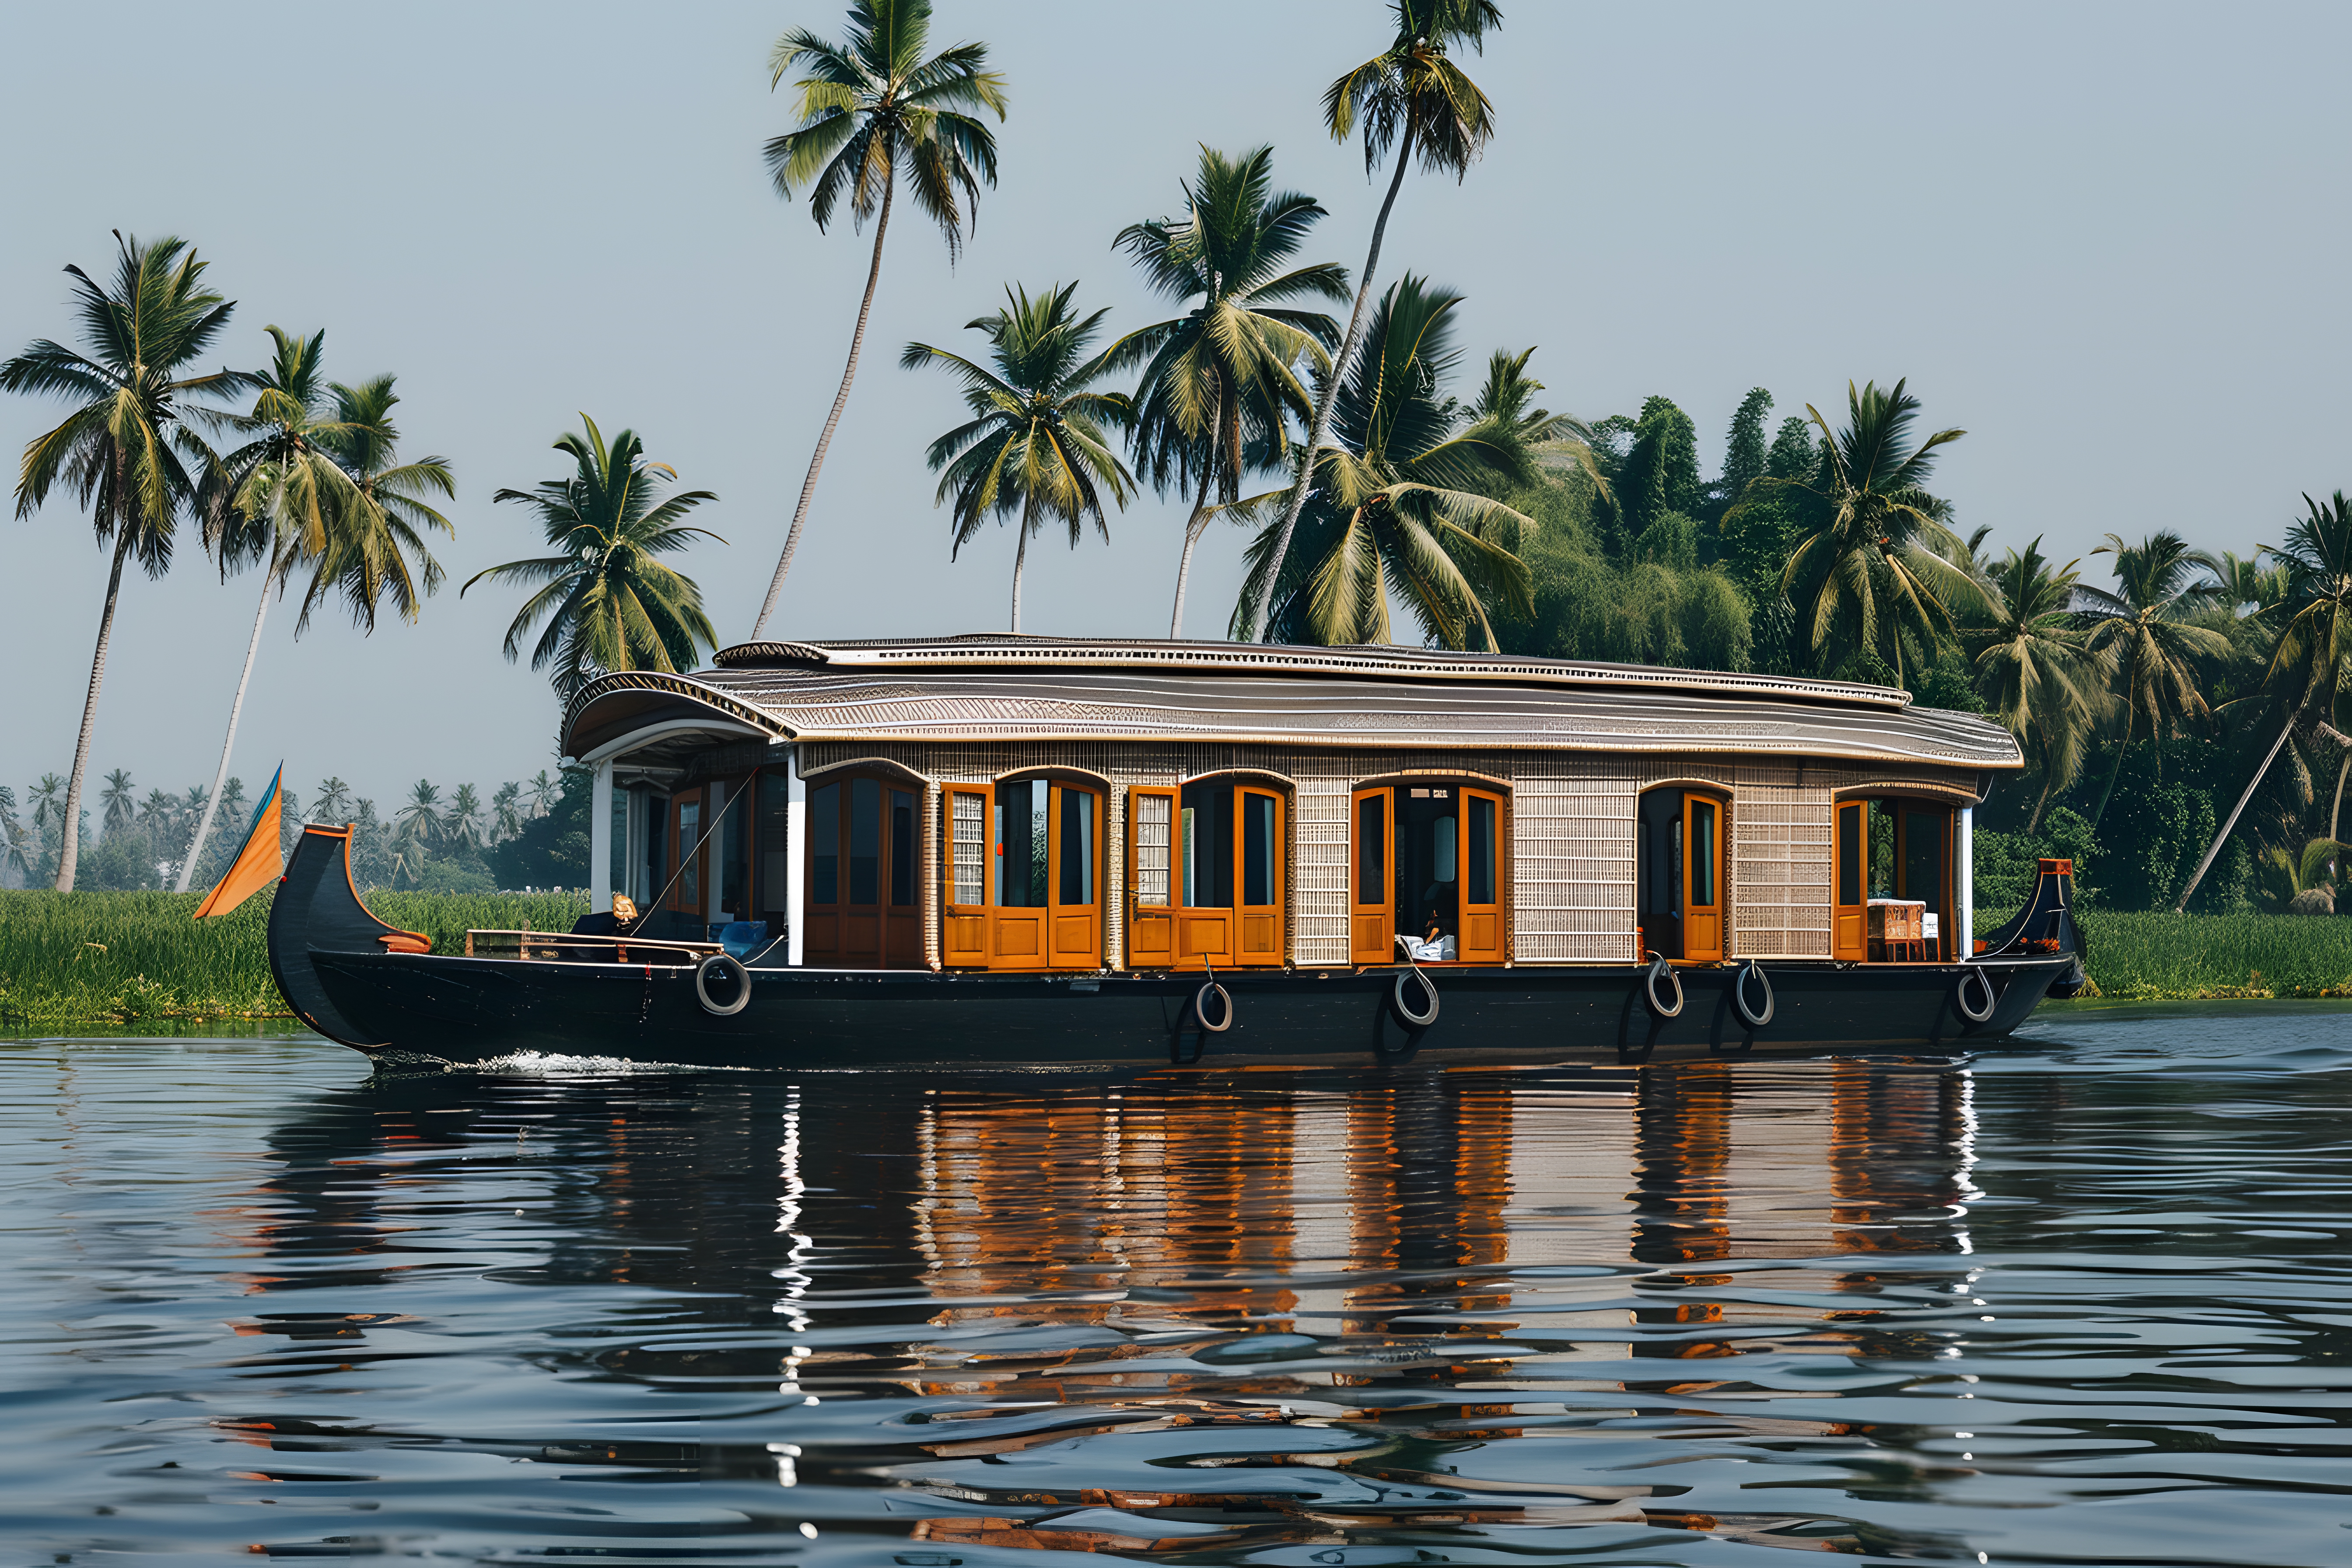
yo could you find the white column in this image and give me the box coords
[1957,805,1974,959]
[591,759,614,913]
[787,749,807,966]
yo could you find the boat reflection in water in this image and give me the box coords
[220,1058,1997,1559]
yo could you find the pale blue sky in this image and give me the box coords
[4,0,2348,814]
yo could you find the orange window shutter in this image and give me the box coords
[941,784,990,967]
[1127,786,1177,969]
[1350,786,1395,965]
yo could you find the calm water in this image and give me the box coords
[4,1010,2348,1565]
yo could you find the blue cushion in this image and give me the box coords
[718,920,767,958]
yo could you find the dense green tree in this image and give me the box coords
[1970,539,2104,830]
[750,0,1008,639]
[1771,379,1979,683]
[1108,144,1347,635]
[2178,492,2352,908]
[1236,276,1533,649]
[1256,0,1502,633]
[466,416,721,703]
[1,234,247,889]
[2074,531,2231,830]
[487,765,593,890]
[903,281,1134,631]
[1604,395,1702,555]
[1708,388,1774,524]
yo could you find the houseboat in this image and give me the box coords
[268,635,2084,1069]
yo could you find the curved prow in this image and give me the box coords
[1974,856,2088,996]
[268,825,429,1047]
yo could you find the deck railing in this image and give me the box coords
[462,929,722,964]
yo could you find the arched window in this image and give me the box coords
[1127,775,1285,969]
[1638,785,1727,963]
[940,775,1103,972]
[1347,779,1506,966]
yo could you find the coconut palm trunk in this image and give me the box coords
[1168,464,1217,637]
[1008,489,1036,633]
[2332,751,2349,843]
[2084,706,2134,833]
[750,173,895,641]
[178,564,278,891]
[54,527,135,890]
[2174,714,2298,912]
[1254,131,1414,636]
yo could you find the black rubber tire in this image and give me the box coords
[1955,966,1998,1024]
[1732,959,1774,1029]
[695,952,752,1016]
[1645,956,1684,1019]
[1194,981,1233,1033]
[1392,969,1440,1029]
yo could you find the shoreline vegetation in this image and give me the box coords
[5,889,2350,1029]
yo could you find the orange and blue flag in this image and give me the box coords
[193,764,284,920]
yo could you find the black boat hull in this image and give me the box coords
[270,825,2072,1070]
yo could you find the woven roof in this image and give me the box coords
[565,635,2020,770]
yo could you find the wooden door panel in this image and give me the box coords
[886,910,921,967]
[1687,911,1720,956]
[1179,912,1231,960]
[944,914,987,966]
[992,911,1046,963]
[1463,911,1497,956]
[1349,787,1395,965]
[1351,912,1391,960]
[844,915,881,961]
[1834,909,1863,956]
[1052,912,1099,965]
[1241,912,1279,961]
[1457,788,1506,964]
[1130,911,1172,966]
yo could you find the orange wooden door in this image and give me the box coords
[1127,787,1176,968]
[988,779,1051,970]
[1683,793,1725,962]
[942,785,990,967]
[1832,800,1866,962]
[1458,788,1505,964]
[1049,784,1103,970]
[1175,783,1231,966]
[1350,786,1394,964]
[840,776,884,965]
[1236,787,1284,965]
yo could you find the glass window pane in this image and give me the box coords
[952,792,984,906]
[1242,794,1275,907]
[1838,804,1862,906]
[1432,815,1457,885]
[1058,788,1095,905]
[1691,800,1717,907]
[995,780,1048,907]
[889,790,915,908]
[849,777,880,905]
[1469,796,1495,906]
[809,784,837,906]
[1179,781,1233,908]
[1134,792,1171,907]
[1357,794,1385,906]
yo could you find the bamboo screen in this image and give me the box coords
[795,741,1973,969]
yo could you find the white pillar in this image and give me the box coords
[1957,805,1974,959]
[787,749,807,966]
[591,759,614,913]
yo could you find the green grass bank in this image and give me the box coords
[7,890,2351,1026]
[0,888,588,1027]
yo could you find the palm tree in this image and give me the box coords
[1,234,246,889]
[466,416,723,704]
[314,374,455,624]
[2072,531,2232,832]
[445,784,486,851]
[1235,276,1536,650]
[1254,0,1502,635]
[1772,379,1981,684]
[491,782,525,842]
[526,770,559,818]
[1107,144,1349,635]
[100,769,137,836]
[313,777,352,825]
[0,789,30,886]
[1970,539,2105,830]
[2178,492,2352,910]
[395,780,445,851]
[31,774,68,832]
[177,333,454,890]
[902,282,1134,631]
[748,0,1008,640]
